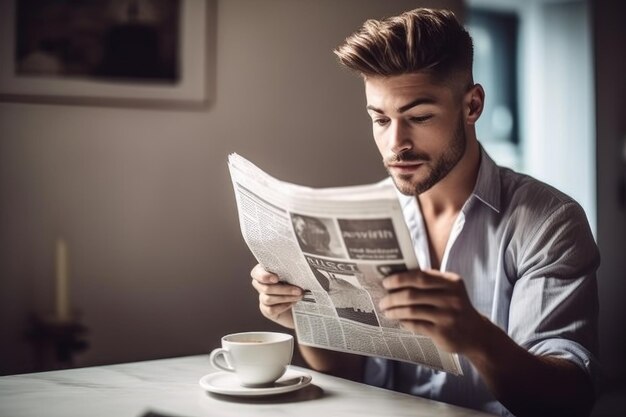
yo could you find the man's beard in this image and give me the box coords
[386,118,467,196]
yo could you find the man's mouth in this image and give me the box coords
[386,162,424,175]
[384,151,429,176]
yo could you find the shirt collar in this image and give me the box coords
[471,146,501,213]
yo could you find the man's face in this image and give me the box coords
[365,73,468,196]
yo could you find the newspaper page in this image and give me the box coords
[228,153,462,375]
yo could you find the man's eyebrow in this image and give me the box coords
[398,97,437,113]
[366,97,437,114]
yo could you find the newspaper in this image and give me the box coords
[228,153,462,375]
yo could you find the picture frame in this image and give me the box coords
[0,0,213,108]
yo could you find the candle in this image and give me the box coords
[55,238,70,321]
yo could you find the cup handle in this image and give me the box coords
[209,348,235,372]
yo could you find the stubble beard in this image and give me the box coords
[388,118,467,196]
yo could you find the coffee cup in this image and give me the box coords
[209,331,294,387]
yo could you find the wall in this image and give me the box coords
[0,0,460,374]
[521,0,596,234]
[594,0,626,384]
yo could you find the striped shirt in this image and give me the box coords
[364,147,600,416]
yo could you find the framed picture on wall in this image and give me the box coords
[0,0,213,108]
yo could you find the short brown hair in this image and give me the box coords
[334,8,473,82]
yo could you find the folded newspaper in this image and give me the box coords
[228,153,462,375]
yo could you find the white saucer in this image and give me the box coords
[199,369,312,396]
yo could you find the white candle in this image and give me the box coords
[55,238,70,321]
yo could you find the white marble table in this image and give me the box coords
[0,355,493,417]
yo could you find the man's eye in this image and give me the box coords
[410,115,433,123]
[373,118,390,126]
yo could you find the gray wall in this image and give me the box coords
[0,0,459,374]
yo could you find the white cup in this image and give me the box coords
[209,331,294,387]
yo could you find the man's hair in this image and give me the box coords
[334,8,473,83]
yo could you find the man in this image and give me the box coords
[251,8,599,417]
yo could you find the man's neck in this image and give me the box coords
[418,138,481,218]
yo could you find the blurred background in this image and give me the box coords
[0,0,624,414]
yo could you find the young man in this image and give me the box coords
[251,8,599,417]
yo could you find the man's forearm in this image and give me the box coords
[467,318,595,417]
[299,344,365,382]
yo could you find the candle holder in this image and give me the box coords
[26,313,89,371]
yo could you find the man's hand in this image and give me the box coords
[379,268,488,355]
[250,264,303,329]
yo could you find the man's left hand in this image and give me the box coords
[379,268,490,355]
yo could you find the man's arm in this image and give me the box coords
[251,264,365,382]
[380,269,595,417]
[467,320,594,417]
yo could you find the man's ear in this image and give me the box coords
[465,84,485,124]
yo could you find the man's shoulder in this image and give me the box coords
[487,167,598,278]
[495,166,595,258]
[498,166,582,219]
[495,166,599,277]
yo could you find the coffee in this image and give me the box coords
[209,331,294,387]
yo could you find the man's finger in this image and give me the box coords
[261,302,295,319]
[379,288,449,311]
[382,305,441,323]
[251,278,303,296]
[260,292,303,306]
[382,271,442,290]
[382,269,455,291]
[251,264,279,284]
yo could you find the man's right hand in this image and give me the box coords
[250,264,303,329]
[251,263,365,381]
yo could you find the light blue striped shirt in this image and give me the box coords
[364,147,600,416]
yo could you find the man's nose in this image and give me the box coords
[388,120,413,155]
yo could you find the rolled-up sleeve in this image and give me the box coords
[509,201,600,392]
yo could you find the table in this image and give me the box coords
[0,355,493,417]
